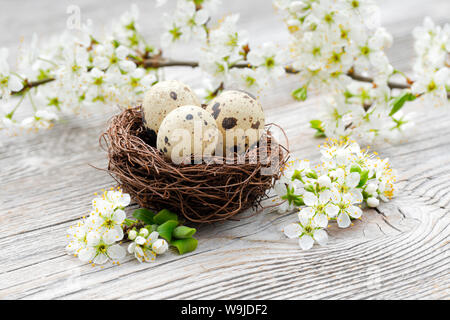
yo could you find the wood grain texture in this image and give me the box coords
[0,0,449,300]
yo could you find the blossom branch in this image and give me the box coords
[15,58,446,98]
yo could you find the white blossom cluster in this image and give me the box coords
[275,0,449,144]
[1,1,448,143]
[275,139,396,250]
[1,5,157,134]
[66,188,168,265]
[159,0,286,97]
[411,17,450,105]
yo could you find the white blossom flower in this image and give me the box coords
[78,231,126,265]
[301,190,332,228]
[66,220,88,256]
[283,219,328,250]
[87,207,126,242]
[329,188,363,228]
[247,42,286,82]
[0,48,24,99]
[411,68,449,106]
[160,0,209,46]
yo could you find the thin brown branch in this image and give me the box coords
[11,58,449,98]
[142,58,414,91]
[11,77,55,95]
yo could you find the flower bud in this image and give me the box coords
[152,239,169,255]
[366,183,378,194]
[135,236,146,245]
[128,229,137,240]
[318,175,332,188]
[139,228,149,237]
[367,197,380,208]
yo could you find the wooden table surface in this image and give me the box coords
[1,0,449,299]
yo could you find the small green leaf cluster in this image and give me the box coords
[125,208,198,255]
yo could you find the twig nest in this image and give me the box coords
[101,107,288,223]
[205,90,265,154]
[142,80,200,143]
[156,105,219,161]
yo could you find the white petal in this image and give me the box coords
[298,207,314,224]
[103,229,118,245]
[112,209,126,224]
[78,247,95,262]
[325,204,339,218]
[337,212,351,228]
[119,60,136,73]
[313,213,328,228]
[247,51,264,66]
[135,245,144,257]
[346,172,360,188]
[86,232,100,246]
[348,205,362,219]
[127,242,136,254]
[284,223,302,239]
[143,249,156,262]
[120,193,131,207]
[93,253,108,265]
[148,231,159,243]
[303,192,318,206]
[113,225,124,241]
[313,229,328,246]
[115,45,129,59]
[299,235,314,250]
[351,189,363,203]
[195,9,209,25]
[8,76,23,92]
[318,189,331,204]
[274,181,287,197]
[318,175,331,188]
[107,244,126,260]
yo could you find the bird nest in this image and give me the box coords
[100,107,288,223]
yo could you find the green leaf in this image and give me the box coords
[304,184,315,193]
[291,169,304,182]
[389,92,416,116]
[293,196,305,206]
[306,170,318,179]
[314,131,326,138]
[154,209,178,225]
[357,170,369,188]
[123,218,136,227]
[173,226,196,239]
[310,119,325,138]
[350,165,362,173]
[291,86,308,101]
[171,238,198,255]
[147,224,158,232]
[132,208,155,225]
[157,220,179,242]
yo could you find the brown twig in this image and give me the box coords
[12,77,55,95]
[12,57,448,98]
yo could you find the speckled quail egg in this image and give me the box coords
[205,90,265,155]
[157,105,219,162]
[142,80,200,142]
